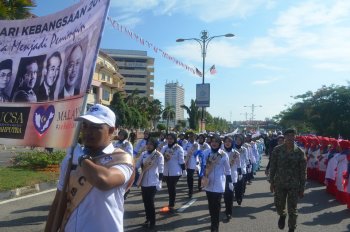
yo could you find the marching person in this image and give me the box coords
[135,137,164,230]
[157,131,167,151]
[134,130,150,157]
[113,129,133,156]
[133,130,151,185]
[197,133,211,191]
[234,134,249,205]
[161,133,185,212]
[223,136,240,221]
[45,104,134,232]
[269,128,306,232]
[178,132,188,148]
[202,134,232,232]
[183,131,200,198]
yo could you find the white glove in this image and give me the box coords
[156,181,162,191]
[229,182,234,191]
[67,144,84,165]
[182,170,187,177]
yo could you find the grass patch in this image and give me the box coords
[0,167,59,191]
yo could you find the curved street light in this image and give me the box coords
[176,30,234,132]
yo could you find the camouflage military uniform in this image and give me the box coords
[270,143,306,230]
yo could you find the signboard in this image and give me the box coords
[0,0,110,148]
[196,83,210,107]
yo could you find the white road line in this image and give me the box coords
[177,198,197,213]
[0,188,56,205]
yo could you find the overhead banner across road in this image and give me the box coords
[0,0,110,148]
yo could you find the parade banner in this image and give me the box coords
[0,0,110,148]
[196,83,210,107]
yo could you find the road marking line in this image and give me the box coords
[177,198,197,212]
[0,188,56,205]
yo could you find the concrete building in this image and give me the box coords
[165,81,185,127]
[101,49,154,99]
[87,50,125,107]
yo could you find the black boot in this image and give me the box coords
[278,215,286,230]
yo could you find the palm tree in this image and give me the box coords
[0,0,36,20]
[181,99,199,131]
[148,99,162,130]
[162,105,175,134]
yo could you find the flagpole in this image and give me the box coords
[176,31,234,132]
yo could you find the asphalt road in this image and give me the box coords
[0,155,349,232]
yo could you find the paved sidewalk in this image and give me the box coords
[0,180,58,202]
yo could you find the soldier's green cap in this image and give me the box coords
[283,128,296,135]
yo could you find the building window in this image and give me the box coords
[103,88,110,101]
[92,86,98,94]
[101,73,106,81]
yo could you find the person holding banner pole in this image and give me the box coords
[45,104,134,232]
[135,137,164,230]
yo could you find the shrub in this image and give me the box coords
[10,150,66,169]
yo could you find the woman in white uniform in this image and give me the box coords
[161,133,185,212]
[202,134,232,232]
[136,137,164,229]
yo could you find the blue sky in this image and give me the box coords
[33,0,350,122]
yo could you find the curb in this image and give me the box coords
[0,180,58,202]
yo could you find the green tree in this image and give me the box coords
[162,105,175,134]
[0,0,36,20]
[147,99,162,130]
[110,92,129,127]
[276,85,350,138]
[156,123,166,132]
[181,99,199,131]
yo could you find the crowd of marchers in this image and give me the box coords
[117,129,265,232]
[49,105,344,232]
[293,135,350,209]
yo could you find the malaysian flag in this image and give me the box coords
[195,67,203,77]
[210,65,217,75]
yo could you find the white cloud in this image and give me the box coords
[252,77,280,85]
[252,63,284,71]
[109,0,350,73]
[313,63,350,72]
[110,0,274,22]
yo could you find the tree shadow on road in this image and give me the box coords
[0,215,47,228]
[301,208,349,226]
[11,204,50,214]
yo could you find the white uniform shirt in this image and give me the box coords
[318,150,329,172]
[161,144,185,176]
[335,153,348,192]
[113,140,133,156]
[183,141,200,169]
[58,143,133,232]
[202,149,231,193]
[135,150,164,187]
[226,148,240,183]
[237,146,249,174]
[250,142,259,164]
[325,153,339,180]
[134,139,147,157]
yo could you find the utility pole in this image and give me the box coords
[244,104,262,122]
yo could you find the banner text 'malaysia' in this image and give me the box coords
[0,0,101,37]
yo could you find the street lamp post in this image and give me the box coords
[176,30,234,132]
